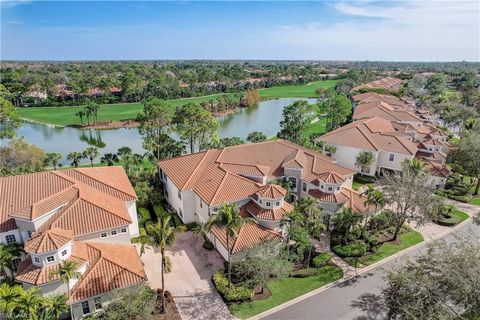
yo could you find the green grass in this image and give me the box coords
[345,231,424,268]
[17,93,231,126]
[258,80,338,98]
[452,209,469,221]
[464,176,480,205]
[17,80,337,126]
[352,175,376,191]
[229,265,343,319]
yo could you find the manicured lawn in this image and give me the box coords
[229,265,343,319]
[17,80,337,126]
[452,209,469,221]
[352,175,376,191]
[17,93,231,126]
[465,176,480,205]
[304,118,327,138]
[259,80,337,99]
[345,231,424,268]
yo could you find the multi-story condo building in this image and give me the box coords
[0,167,146,319]
[158,140,373,260]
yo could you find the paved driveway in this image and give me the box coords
[140,231,232,320]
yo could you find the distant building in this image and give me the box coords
[352,77,404,92]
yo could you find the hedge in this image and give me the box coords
[333,241,368,258]
[212,270,253,302]
[291,268,319,278]
[312,252,332,268]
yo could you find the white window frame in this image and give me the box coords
[94,297,102,310]
[178,190,182,200]
[266,202,271,207]
[302,182,307,192]
[389,154,395,162]
[81,301,90,315]
[120,228,127,234]
[34,257,40,263]
[275,201,280,206]
[12,258,21,272]
[5,234,16,244]
[61,250,67,256]
[100,232,108,239]
[46,256,55,264]
[111,230,118,237]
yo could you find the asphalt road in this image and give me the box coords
[262,220,480,320]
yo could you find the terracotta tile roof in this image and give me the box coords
[416,150,447,164]
[69,242,147,303]
[353,92,408,109]
[308,188,373,215]
[158,140,354,206]
[256,184,287,199]
[211,220,282,254]
[421,159,450,178]
[24,228,73,254]
[318,117,418,155]
[0,167,135,235]
[243,200,293,221]
[16,252,87,286]
[317,172,346,184]
[353,101,423,123]
[352,77,403,91]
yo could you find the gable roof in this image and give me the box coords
[158,140,354,206]
[0,167,136,234]
[256,184,287,199]
[318,117,418,155]
[353,101,423,123]
[352,77,403,91]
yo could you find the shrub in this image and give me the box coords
[435,217,460,227]
[292,268,319,278]
[137,207,151,227]
[185,222,198,231]
[333,241,368,258]
[212,270,253,302]
[312,252,332,268]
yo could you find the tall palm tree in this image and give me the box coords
[355,151,374,175]
[82,146,99,167]
[100,153,119,166]
[117,146,133,174]
[66,152,84,168]
[50,260,81,319]
[206,203,249,287]
[146,215,185,313]
[405,158,424,176]
[75,110,85,126]
[132,229,151,258]
[45,152,63,170]
[363,185,385,224]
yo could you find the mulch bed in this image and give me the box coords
[154,290,182,320]
[252,287,272,301]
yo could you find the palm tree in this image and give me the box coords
[67,152,84,168]
[206,203,249,287]
[404,158,424,176]
[363,185,385,224]
[100,153,119,166]
[117,146,133,174]
[41,294,68,320]
[0,283,23,317]
[295,196,325,236]
[0,243,24,282]
[82,146,99,167]
[146,216,185,313]
[50,260,81,319]
[355,151,374,175]
[191,223,211,245]
[132,229,151,258]
[75,110,85,126]
[45,152,63,170]
[17,287,44,320]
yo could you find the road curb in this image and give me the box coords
[248,216,474,320]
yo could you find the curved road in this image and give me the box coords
[261,220,480,320]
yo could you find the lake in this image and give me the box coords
[5,98,316,165]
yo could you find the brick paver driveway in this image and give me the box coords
[140,231,232,320]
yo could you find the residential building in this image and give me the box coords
[158,140,374,259]
[352,77,404,92]
[0,167,146,319]
[316,117,418,176]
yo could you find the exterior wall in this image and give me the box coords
[0,229,22,245]
[125,200,139,237]
[75,226,131,244]
[284,168,302,196]
[194,195,210,225]
[211,235,229,261]
[163,176,185,221]
[254,218,280,231]
[377,151,413,172]
[327,144,379,177]
[180,190,197,223]
[24,281,66,297]
[30,242,73,267]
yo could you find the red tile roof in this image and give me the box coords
[243,199,293,221]
[24,228,73,254]
[256,184,287,199]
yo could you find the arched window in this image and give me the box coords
[288,177,297,191]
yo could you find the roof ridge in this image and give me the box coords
[80,196,132,224]
[209,170,229,205]
[388,135,417,155]
[182,150,212,191]
[100,252,146,279]
[69,169,135,200]
[357,125,380,151]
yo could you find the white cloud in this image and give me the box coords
[271,1,480,61]
[1,0,32,8]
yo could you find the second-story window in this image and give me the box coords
[111,230,118,236]
[288,177,297,191]
[100,232,107,239]
[200,200,203,208]
[302,183,307,192]
[266,202,271,207]
[61,250,67,256]
[178,190,182,200]
[328,186,333,191]
[5,234,16,244]
[46,256,55,263]
[34,257,40,263]
[389,154,394,162]
[275,201,280,206]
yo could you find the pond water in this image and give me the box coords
[4,98,316,165]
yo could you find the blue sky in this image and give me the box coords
[1,1,479,61]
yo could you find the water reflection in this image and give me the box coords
[5,98,316,164]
